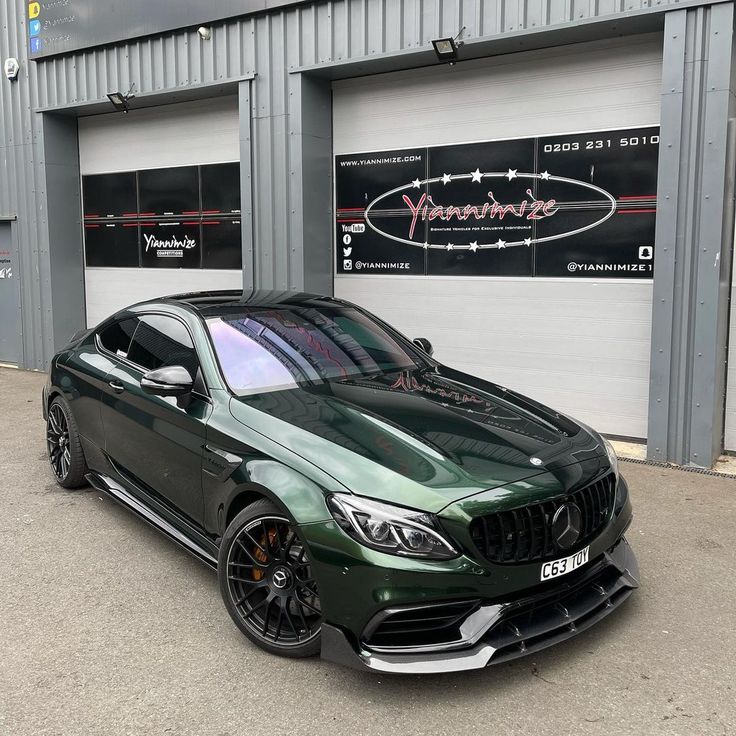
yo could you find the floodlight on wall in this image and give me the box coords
[431,26,466,65]
[197,26,212,40]
[106,83,136,113]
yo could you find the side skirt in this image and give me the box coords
[86,471,218,569]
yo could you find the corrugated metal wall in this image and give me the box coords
[1,0,51,369]
[0,0,705,369]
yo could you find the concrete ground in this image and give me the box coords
[1,367,735,736]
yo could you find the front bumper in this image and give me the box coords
[320,535,639,674]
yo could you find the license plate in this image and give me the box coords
[540,546,589,581]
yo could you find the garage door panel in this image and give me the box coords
[84,268,243,327]
[333,35,662,154]
[79,97,243,326]
[365,294,652,322]
[79,97,240,174]
[401,317,652,342]
[439,346,650,379]
[333,35,660,439]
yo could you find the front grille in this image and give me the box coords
[362,599,480,650]
[470,473,616,564]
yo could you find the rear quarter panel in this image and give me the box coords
[49,335,113,456]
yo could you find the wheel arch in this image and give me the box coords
[224,486,276,529]
[46,387,63,408]
[220,460,334,535]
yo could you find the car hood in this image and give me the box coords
[228,366,608,513]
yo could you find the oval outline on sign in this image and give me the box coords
[363,171,618,250]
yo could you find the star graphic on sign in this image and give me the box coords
[469,241,479,252]
[441,173,452,185]
[523,237,532,246]
[446,243,454,250]
[470,168,483,183]
[495,238,507,248]
[505,169,518,181]
[540,170,551,180]
[411,178,422,189]
[423,242,429,249]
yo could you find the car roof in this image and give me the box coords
[155,289,348,318]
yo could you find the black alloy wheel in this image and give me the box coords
[46,396,88,489]
[219,499,322,657]
[47,402,70,480]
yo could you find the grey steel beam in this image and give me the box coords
[42,114,86,352]
[647,3,736,466]
[287,73,332,295]
[239,80,256,291]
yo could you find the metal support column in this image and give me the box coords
[41,113,86,354]
[647,3,736,466]
[287,73,333,295]
[239,80,255,291]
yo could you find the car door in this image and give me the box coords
[100,313,211,524]
[64,319,139,451]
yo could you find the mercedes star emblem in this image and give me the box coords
[271,568,290,589]
[551,503,582,550]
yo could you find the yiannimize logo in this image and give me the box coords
[143,232,197,256]
[365,169,617,252]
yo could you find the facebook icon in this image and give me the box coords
[29,19,41,37]
[30,37,42,54]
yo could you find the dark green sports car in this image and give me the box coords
[43,290,638,673]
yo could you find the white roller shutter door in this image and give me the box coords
[78,96,242,326]
[332,34,662,438]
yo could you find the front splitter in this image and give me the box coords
[320,536,639,674]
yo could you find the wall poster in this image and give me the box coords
[335,126,658,278]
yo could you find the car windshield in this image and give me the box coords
[206,305,420,395]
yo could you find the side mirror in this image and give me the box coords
[412,337,434,356]
[141,365,193,397]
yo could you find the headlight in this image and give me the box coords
[327,494,458,560]
[602,436,619,480]
[614,476,629,514]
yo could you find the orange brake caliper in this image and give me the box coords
[252,526,279,581]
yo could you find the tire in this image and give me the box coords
[46,395,88,489]
[218,499,322,658]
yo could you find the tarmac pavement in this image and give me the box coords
[1,366,735,736]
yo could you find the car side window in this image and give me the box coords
[98,318,139,358]
[127,315,200,380]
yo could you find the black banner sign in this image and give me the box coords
[27,1,307,60]
[82,162,242,270]
[335,126,658,279]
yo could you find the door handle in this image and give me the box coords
[108,380,125,393]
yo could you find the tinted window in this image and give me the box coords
[128,315,199,379]
[98,318,138,357]
[202,219,242,269]
[207,306,418,395]
[201,163,241,214]
[138,166,199,216]
[85,222,140,267]
[82,172,137,218]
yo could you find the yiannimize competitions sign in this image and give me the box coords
[335,126,658,278]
